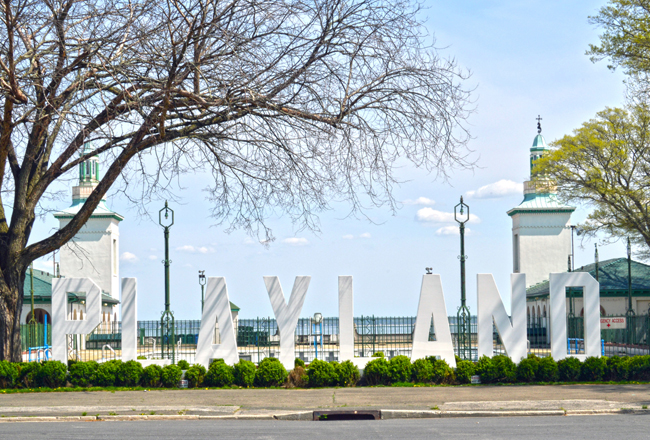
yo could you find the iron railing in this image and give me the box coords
[20,313,650,363]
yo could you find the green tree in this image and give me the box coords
[0,0,473,361]
[535,105,650,256]
[587,1,650,77]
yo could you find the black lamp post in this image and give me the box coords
[159,201,175,362]
[626,237,635,345]
[199,270,206,313]
[454,196,472,360]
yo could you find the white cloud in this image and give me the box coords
[175,245,214,254]
[416,208,480,224]
[360,232,371,239]
[243,237,256,245]
[120,251,138,263]
[342,234,354,240]
[148,255,157,260]
[283,237,309,246]
[465,179,523,199]
[403,197,436,206]
[436,226,472,236]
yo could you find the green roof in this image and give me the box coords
[527,258,650,298]
[23,270,118,305]
[54,199,124,222]
[507,192,575,216]
[22,270,241,311]
[531,134,548,151]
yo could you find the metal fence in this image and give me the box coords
[19,313,650,363]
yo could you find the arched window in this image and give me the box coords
[537,305,541,318]
[25,309,51,325]
[543,305,547,318]
[80,309,84,320]
[73,309,77,320]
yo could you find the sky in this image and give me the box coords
[31,0,631,320]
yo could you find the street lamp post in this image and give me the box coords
[159,201,175,362]
[313,313,323,360]
[626,237,635,345]
[199,270,206,313]
[28,263,37,348]
[454,196,472,361]
[594,243,599,282]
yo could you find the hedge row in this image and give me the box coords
[2,354,650,390]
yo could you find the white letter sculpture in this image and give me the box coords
[195,277,239,367]
[411,274,456,368]
[477,274,527,362]
[52,278,102,363]
[264,276,310,369]
[550,272,601,360]
[121,278,138,361]
[338,276,354,361]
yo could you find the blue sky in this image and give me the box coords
[32,0,630,320]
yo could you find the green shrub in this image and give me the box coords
[372,351,385,358]
[185,364,207,388]
[37,360,67,388]
[68,361,99,387]
[18,362,41,388]
[0,361,19,388]
[295,358,305,368]
[117,360,143,386]
[474,355,493,381]
[142,364,163,387]
[161,364,183,388]
[430,358,453,384]
[480,355,516,383]
[205,360,234,387]
[94,360,121,387]
[580,356,606,381]
[336,360,360,387]
[557,357,582,382]
[137,355,147,360]
[363,357,389,385]
[605,356,630,381]
[307,359,338,387]
[177,360,190,370]
[628,355,650,381]
[254,358,287,387]
[536,356,558,382]
[411,359,434,383]
[516,356,539,383]
[233,360,256,387]
[454,360,475,384]
[387,356,412,383]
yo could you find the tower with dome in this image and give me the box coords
[507,118,575,288]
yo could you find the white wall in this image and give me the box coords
[512,211,572,288]
[58,217,120,300]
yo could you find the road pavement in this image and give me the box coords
[2,414,650,439]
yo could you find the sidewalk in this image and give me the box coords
[0,384,649,421]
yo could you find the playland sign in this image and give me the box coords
[51,272,602,369]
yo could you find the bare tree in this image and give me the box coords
[0,0,473,361]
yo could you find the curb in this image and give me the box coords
[0,408,648,423]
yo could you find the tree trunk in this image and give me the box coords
[0,270,25,362]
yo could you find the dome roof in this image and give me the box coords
[531,134,548,150]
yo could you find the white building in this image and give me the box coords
[21,146,121,326]
[507,126,575,288]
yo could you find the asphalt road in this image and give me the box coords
[3,414,650,439]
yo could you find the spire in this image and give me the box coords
[536,115,542,134]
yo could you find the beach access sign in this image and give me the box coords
[601,317,626,330]
[51,272,603,369]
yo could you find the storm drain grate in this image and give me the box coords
[313,410,381,421]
